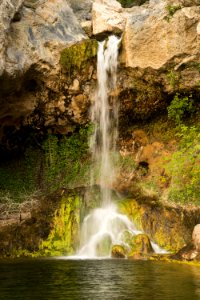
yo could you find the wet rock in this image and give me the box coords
[111,244,126,258]
[119,198,200,252]
[128,234,154,258]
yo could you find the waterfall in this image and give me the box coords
[89,35,120,204]
[76,36,166,258]
[77,35,137,258]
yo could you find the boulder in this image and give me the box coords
[192,224,200,251]
[92,0,126,35]
[111,244,126,258]
[122,4,200,70]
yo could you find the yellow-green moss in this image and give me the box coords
[118,198,188,252]
[118,199,143,230]
[39,194,80,256]
[111,245,126,258]
[60,39,98,72]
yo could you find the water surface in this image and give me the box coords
[0,258,200,300]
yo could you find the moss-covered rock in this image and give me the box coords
[119,198,200,252]
[111,245,126,258]
[0,187,103,258]
[39,193,81,256]
[60,39,98,73]
[128,234,154,258]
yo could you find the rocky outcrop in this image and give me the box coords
[92,0,200,123]
[0,186,102,257]
[1,0,200,149]
[0,0,99,151]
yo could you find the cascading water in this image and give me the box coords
[89,35,119,204]
[77,36,166,258]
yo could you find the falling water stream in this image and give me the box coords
[77,36,164,258]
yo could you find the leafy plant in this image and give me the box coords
[0,125,93,202]
[167,93,195,125]
[165,125,200,205]
[42,125,93,191]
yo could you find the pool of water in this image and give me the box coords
[0,258,200,300]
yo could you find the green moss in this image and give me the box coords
[118,199,143,230]
[165,5,181,21]
[60,39,98,73]
[39,193,81,256]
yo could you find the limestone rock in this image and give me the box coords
[67,0,93,22]
[1,0,85,78]
[180,0,200,6]
[192,224,200,251]
[122,4,200,70]
[0,0,24,75]
[92,0,126,35]
[0,0,89,147]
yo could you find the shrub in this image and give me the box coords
[165,125,200,205]
[167,93,195,125]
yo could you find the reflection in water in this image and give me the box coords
[0,259,200,300]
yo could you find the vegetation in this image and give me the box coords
[0,147,41,203]
[165,5,181,21]
[167,70,178,89]
[165,125,200,205]
[0,125,93,202]
[167,93,195,125]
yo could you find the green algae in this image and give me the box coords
[60,39,98,73]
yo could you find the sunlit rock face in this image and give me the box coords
[122,4,200,70]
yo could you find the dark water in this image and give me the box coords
[0,258,200,300]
